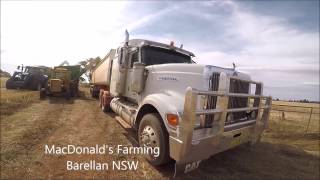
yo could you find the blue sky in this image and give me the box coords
[1,0,319,101]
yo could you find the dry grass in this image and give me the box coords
[263,102,320,156]
[0,77,9,88]
[0,84,319,179]
[0,77,40,116]
[181,102,320,179]
[1,93,167,179]
[0,89,39,116]
[273,100,320,108]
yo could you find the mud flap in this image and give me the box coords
[174,160,202,177]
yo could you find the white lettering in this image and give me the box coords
[184,160,201,173]
[117,145,159,157]
[67,161,73,170]
[66,161,108,171]
[112,161,139,171]
[44,145,55,154]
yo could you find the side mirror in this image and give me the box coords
[119,47,125,67]
[17,66,20,70]
[119,47,131,68]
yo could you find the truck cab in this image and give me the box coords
[94,37,272,175]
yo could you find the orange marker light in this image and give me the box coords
[167,114,179,126]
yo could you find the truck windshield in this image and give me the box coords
[25,67,40,74]
[141,46,192,66]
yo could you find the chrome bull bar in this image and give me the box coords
[171,73,272,176]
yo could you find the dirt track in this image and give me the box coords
[1,91,319,179]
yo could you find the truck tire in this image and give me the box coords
[102,104,111,112]
[91,88,97,98]
[70,83,78,97]
[40,88,46,99]
[93,91,99,98]
[36,83,42,91]
[5,80,14,89]
[138,113,170,166]
[91,86,99,98]
[65,90,71,100]
[28,76,39,91]
[70,86,75,97]
[101,96,111,112]
[100,91,112,112]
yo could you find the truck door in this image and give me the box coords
[124,48,139,102]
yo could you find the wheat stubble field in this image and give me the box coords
[0,78,319,179]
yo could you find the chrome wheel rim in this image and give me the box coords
[140,125,159,159]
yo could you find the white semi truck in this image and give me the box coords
[90,33,272,175]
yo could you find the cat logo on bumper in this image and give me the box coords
[174,160,201,177]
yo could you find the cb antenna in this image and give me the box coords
[125,29,129,46]
[232,62,238,76]
[232,62,236,71]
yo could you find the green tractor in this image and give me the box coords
[40,65,81,99]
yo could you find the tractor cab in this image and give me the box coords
[6,65,49,90]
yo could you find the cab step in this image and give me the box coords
[115,116,131,129]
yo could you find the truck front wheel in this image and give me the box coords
[138,113,170,166]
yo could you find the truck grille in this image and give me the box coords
[204,74,261,128]
[226,78,262,126]
[50,79,62,92]
[203,73,220,127]
[226,79,250,125]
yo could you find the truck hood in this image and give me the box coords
[146,63,204,74]
[146,63,251,81]
[142,63,253,114]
